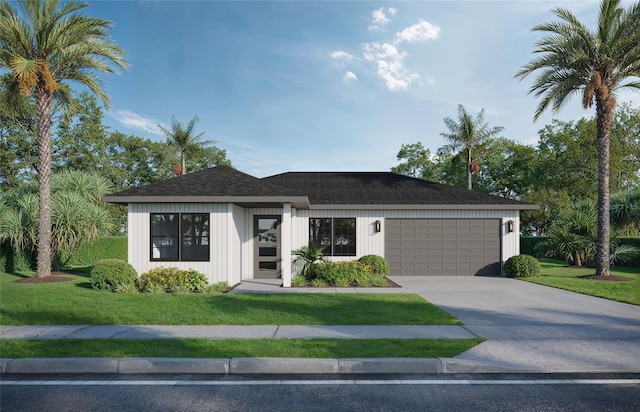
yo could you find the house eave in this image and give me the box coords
[102,196,311,209]
[307,203,539,210]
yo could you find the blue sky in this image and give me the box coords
[83,0,638,177]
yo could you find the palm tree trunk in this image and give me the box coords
[595,98,612,276]
[466,148,472,190]
[35,91,53,278]
[181,151,186,175]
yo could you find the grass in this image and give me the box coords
[0,338,483,359]
[0,271,460,326]
[524,259,640,306]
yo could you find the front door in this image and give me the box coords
[254,215,281,279]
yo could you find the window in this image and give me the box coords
[309,218,356,256]
[151,213,210,261]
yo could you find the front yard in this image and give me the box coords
[0,271,459,326]
[524,259,640,306]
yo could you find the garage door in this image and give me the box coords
[385,219,501,276]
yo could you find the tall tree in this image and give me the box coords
[437,104,504,190]
[159,115,211,175]
[390,142,439,181]
[515,0,640,276]
[0,0,126,277]
[0,0,127,277]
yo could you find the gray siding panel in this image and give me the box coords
[385,219,500,276]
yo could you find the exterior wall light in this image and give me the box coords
[375,220,382,233]
[507,220,514,233]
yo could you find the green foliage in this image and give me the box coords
[358,255,390,276]
[520,237,547,257]
[291,275,308,287]
[503,255,541,278]
[207,281,229,293]
[310,278,327,287]
[139,267,209,293]
[66,236,127,267]
[293,241,327,279]
[314,261,387,287]
[391,142,439,181]
[91,259,137,292]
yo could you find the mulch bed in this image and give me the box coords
[12,271,79,284]
[579,274,633,282]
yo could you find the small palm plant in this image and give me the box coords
[292,241,327,279]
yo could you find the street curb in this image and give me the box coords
[2,358,638,375]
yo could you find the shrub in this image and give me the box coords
[311,278,327,287]
[140,267,209,293]
[91,259,138,292]
[291,275,308,287]
[358,255,390,276]
[504,255,541,278]
[67,236,127,267]
[207,281,229,293]
[316,261,373,287]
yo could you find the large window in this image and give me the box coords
[151,213,210,261]
[309,218,356,256]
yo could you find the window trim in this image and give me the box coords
[309,217,356,257]
[150,213,210,262]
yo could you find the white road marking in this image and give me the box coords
[1,379,639,386]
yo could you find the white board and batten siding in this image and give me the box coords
[128,203,241,284]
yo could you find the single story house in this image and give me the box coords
[103,166,537,287]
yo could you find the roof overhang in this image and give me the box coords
[307,204,539,210]
[102,196,311,209]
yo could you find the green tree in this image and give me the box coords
[159,115,214,175]
[610,187,640,235]
[515,0,640,276]
[437,104,504,190]
[0,0,127,277]
[390,142,439,181]
[0,74,37,187]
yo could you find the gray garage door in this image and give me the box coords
[385,219,501,276]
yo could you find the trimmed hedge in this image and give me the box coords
[504,254,541,278]
[91,259,138,292]
[0,243,35,273]
[66,236,127,267]
[139,267,209,293]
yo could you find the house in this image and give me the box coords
[103,166,537,286]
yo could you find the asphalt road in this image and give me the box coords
[2,374,639,412]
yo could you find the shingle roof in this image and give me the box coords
[104,166,277,197]
[262,172,526,205]
[103,166,535,209]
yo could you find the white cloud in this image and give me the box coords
[362,42,417,91]
[329,50,355,61]
[395,20,441,43]
[113,110,164,135]
[368,7,395,32]
[343,71,357,82]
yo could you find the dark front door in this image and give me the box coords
[254,215,281,279]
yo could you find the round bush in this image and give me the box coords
[504,255,541,278]
[91,259,138,292]
[358,255,390,276]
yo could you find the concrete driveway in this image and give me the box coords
[390,276,640,372]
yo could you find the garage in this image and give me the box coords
[385,218,501,276]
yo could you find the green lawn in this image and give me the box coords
[524,259,640,306]
[0,271,460,325]
[0,338,482,359]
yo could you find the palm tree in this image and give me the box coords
[0,0,127,277]
[159,115,211,175]
[438,104,504,190]
[515,0,640,276]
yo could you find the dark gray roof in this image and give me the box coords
[103,166,535,209]
[104,166,275,197]
[263,172,526,205]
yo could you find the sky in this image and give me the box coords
[80,0,638,178]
